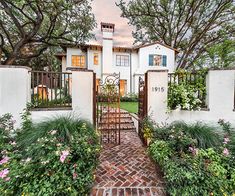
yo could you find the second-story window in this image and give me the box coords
[116,55,129,67]
[94,53,99,65]
[149,55,167,67]
[72,55,85,67]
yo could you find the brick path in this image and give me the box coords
[90,130,165,196]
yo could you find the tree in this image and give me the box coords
[29,46,62,71]
[117,0,235,69]
[195,39,235,69]
[0,0,96,65]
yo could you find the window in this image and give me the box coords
[149,55,167,67]
[116,55,129,67]
[72,55,85,67]
[94,53,99,65]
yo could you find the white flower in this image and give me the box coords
[50,130,57,135]
[25,158,31,163]
[41,160,49,165]
[9,141,16,146]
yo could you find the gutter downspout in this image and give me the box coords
[130,52,132,93]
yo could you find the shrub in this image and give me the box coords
[149,142,235,195]
[218,119,235,155]
[153,121,221,150]
[0,115,100,195]
[120,93,138,102]
[142,117,155,140]
[148,120,235,195]
[0,114,17,155]
[168,69,207,111]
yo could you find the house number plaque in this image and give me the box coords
[152,87,165,92]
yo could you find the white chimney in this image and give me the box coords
[101,22,115,76]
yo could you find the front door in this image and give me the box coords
[120,80,127,97]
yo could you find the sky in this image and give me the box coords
[90,0,134,47]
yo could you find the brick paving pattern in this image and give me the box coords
[91,128,165,196]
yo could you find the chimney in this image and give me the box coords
[101,22,115,38]
[101,22,115,76]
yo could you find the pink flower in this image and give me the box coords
[223,148,229,156]
[223,137,230,144]
[0,156,10,165]
[0,168,9,179]
[189,147,198,156]
[4,177,10,181]
[60,150,69,163]
[73,172,78,180]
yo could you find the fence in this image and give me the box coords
[30,71,72,108]
[168,71,207,110]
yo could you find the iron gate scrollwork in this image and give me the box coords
[138,73,148,145]
[96,73,121,145]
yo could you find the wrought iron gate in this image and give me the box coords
[138,73,148,145]
[96,73,121,144]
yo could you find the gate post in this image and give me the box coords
[147,69,168,124]
[69,68,95,123]
[0,66,31,128]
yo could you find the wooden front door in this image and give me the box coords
[120,80,127,97]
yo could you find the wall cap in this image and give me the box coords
[0,65,31,71]
[208,67,235,71]
[147,69,169,73]
[30,107,72,112]
[66,67,93,72]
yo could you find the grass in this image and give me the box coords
[98,101,138,114]
[120,102,138,114]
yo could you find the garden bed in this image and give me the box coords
[0,113,100,195]
[144,119,235,195]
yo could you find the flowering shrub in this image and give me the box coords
[0,116,100,195]
[168,69,207,111]
[142,117,155,141]
[148,120,235,195]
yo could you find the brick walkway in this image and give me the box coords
[90,130,165,196]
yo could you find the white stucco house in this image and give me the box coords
[56,22,179,95]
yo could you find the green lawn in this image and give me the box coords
[120,102,138,114]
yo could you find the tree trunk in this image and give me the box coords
[4,56,17,65]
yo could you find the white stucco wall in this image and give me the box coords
[0,66,31,128]
[147,70,169,123]
[102,31,113,76]
[147,69,235,126]
[137,44,176,73]
[71,70,94,122]
[31,110,73,123]
[131,52,140,93]
[87,49,102,79]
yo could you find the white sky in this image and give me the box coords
[90,0,134,47]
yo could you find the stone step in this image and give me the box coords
[101,113,131,119]
[99,110,128,114]
[99,118,134,125]
[99,124,136,131]
[90,187,165,196]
